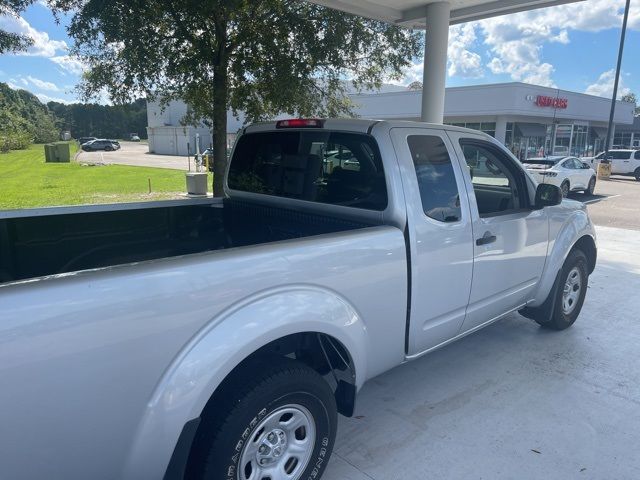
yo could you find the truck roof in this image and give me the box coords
[242,118,493,138]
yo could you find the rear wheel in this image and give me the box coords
[560,181,570,197]
[535,249,588,330]
[585,176,596,195]
[635,168,640,181]
[190,357,337,480]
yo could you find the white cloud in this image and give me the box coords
[0,15,67,57]
[400,0,639,86]
[447,24,483,78]
[26,75,61,92]
[398,24,484,85]
[35,93,70,104]
[585,69,631,98]
[50,55,87,75]
[477,0,639,87]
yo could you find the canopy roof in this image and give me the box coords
[307,0,584,26]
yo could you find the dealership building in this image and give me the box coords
[147,82,638,159]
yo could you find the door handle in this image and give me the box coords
[476,231,497,246]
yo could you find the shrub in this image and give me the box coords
[0,130,33,152]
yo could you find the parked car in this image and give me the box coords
[523,156,597,196]
[78,136,97,145]
[130,133,141,141]
[81,139,121,151]
[0,119,597,480]
[583,149,640,180]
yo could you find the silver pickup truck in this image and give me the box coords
[0,119,596,480]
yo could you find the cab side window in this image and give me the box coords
[407,135,461,223]
[635,151,640,160]
[460,141,529,217]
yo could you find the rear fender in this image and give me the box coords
[122,286,368,480]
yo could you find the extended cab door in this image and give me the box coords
[390,128,474,356]
[446,132,549,333]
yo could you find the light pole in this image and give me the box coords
[603,0,631,157]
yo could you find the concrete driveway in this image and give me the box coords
[76,141,192,170]
[324,224,640,480]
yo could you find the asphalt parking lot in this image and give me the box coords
[324,176,640,480]
[577,176,640,231]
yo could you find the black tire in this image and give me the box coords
[635,168,640,181]
[585,176,596,195]
[189,356,337,480]
[535,249,589,330]
[560,181,570,198]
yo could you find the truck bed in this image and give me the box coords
[0,198,375,284]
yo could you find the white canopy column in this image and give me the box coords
[421,1,450,123]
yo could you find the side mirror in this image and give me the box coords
[535,183,562,209]
[582,162,590,169]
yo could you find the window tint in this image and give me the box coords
[608,151,632,160]
[572,158,585,169]
[635,151,640,160]
[228,131,387,210]
[460,141,526,217]
[407,135,461,222]
[562,159,574,169]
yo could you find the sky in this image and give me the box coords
[0,0,638,105]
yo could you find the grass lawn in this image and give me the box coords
[0,143,210,210]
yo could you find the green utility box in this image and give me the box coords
[44,142,71,163]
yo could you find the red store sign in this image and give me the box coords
[534,95,568,109]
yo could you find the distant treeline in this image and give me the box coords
[0,82,59,151]
[48,98,148,140]
[0,82,149,152]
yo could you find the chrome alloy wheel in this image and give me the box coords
[238,405,316,480]
[562,266,582,315]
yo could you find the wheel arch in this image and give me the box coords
[123,287,368,480]
[528,209,596,308]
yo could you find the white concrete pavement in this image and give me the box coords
[76,142,192,171]
[324,225,640,480]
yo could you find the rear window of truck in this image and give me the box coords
[228,131,388,211]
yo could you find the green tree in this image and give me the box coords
[48,99,148,139]
[0,0,35,53]
[620,92,639,115]
[0,82,59,150]
[53,0,422,195]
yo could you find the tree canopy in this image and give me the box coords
[0,0,34,53]
[48,99,148,140]
[0,82,58,150]
[54,0,423,195]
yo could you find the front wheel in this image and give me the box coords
[536,249,588,330]
[190,357,337,480]
[635,168,640,181]
[585,176,596,195]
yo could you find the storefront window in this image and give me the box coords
[444,122,496,138]
[613,132,633,148]
[480,122,496,137]
[571,125,588,157]
[553,124,572,156]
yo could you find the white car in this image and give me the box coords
[523,156,597,197]
[583,150,640,180]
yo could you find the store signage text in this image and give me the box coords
[528,95,568,109]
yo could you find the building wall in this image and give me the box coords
[349,83,635,125]
[146,83,637,156]
[146,99,245,156]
